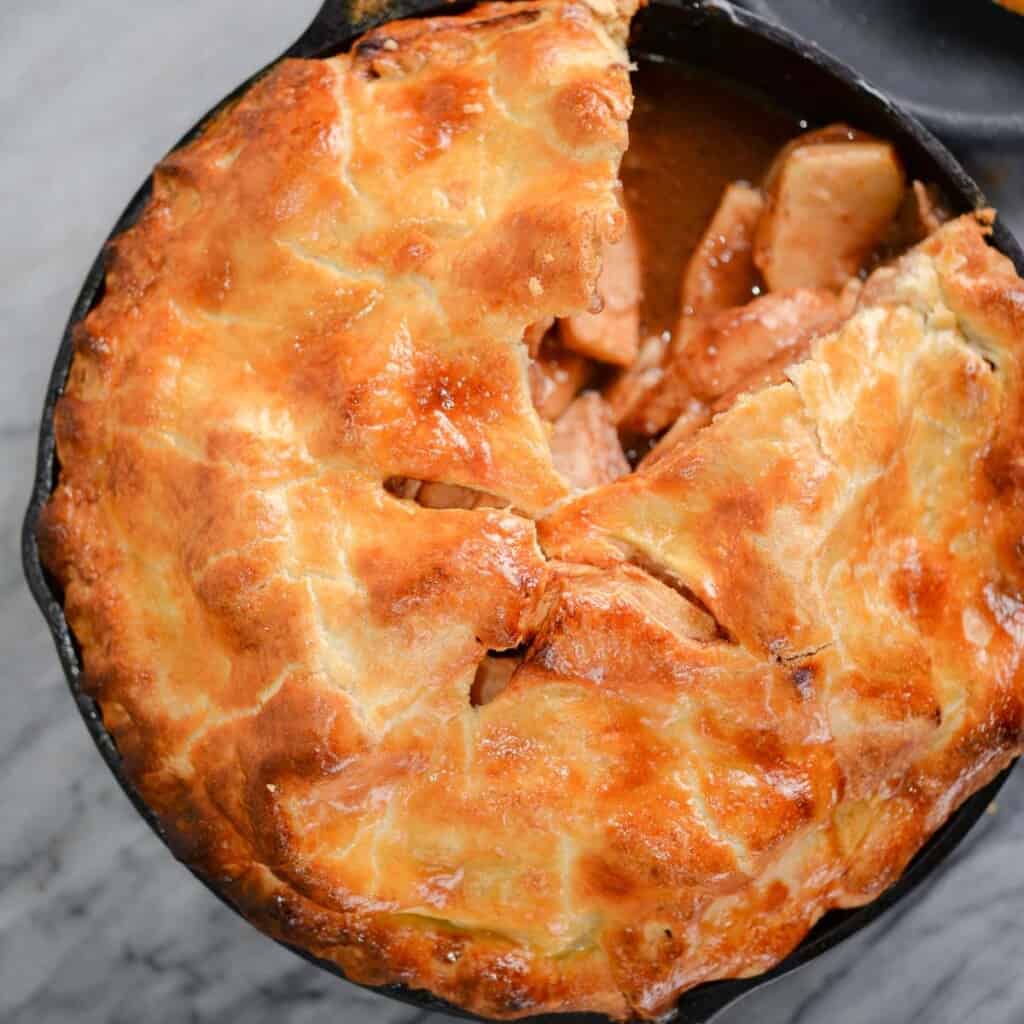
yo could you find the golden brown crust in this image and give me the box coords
[39,0,1024,1016]
[541,215,1024,944]
[41,3,638,1018]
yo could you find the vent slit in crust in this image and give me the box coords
[383,476,511,510]
[619,546,737,644]
[470,647,528,706]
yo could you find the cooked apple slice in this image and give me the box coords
[755,127,906,291]
[639,303,834,470]
[631,287,841,438]
[640,341,817,471]
[414,482,481,509]
[470,654,522,706]
[613,184,762,435]
[681,182,764,320]
[559,214,641,366]
[523,316,554,358]
[529,336,591,421]
[550,392,630,492]
[604,332,670,429]
[686,288,841,399]
[390,479,508,509]
[675,178,765,382]
[909,180,949,236]
[617,353,693,438]
[713,338,811,415]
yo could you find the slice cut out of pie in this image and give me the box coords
[38,0,1024,1020]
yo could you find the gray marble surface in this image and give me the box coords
[2,1,1023,1022]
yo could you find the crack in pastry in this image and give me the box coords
[37,0,1024,1019]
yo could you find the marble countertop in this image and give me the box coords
[3,1,1023,1022]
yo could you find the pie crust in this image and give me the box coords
[39,0,1024,1018]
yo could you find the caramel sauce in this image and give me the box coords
[622,61,799,339]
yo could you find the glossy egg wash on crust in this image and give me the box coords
[39,0,1024,1019]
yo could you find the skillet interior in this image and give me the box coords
[21,1,1023,1021]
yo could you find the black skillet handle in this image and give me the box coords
[286,0,456,58]
[285,0,363,59]
[283,0,723,59]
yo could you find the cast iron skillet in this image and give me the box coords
[737,0,1024,144]
[21,0,1024,1021]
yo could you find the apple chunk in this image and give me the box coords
[529,337,590,421]
[685,287,842,399]
[550,392,630,492]
[755,134,905,291]
[681,182,764,320]
[612,183,763,437]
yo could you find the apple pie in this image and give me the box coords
[39,0,1024,1019]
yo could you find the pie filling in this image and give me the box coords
[39,1,1024,1020]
